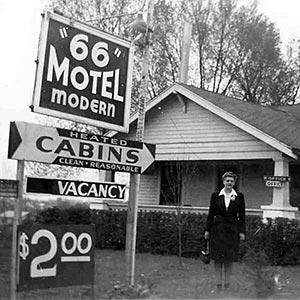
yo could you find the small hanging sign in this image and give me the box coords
[263,175,291,188]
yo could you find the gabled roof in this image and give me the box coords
[180,84,300,155]
[114,83,300,160]
[274,104,300,122]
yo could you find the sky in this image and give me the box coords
[257,0,300,45]
[1,0,300,179]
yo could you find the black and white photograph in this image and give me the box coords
[1,0,300,299]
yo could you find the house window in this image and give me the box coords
[159,164,182,205]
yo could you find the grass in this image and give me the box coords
[1,246,300,300]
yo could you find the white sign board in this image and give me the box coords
[265,180,283,188]
[8,121,155,174]
[32,11,134,132]
[263,175,290,188]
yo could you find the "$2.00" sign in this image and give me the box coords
[17,224,95,291]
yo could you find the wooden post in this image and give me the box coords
[125,173,140,286]
[125,0,154,286]
[179,22,192,84]
[10,160,25,300]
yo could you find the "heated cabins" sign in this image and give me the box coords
[8,121,155,174]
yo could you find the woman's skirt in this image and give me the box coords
[209,220,239,263]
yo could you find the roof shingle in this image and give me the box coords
[179,83,300,151]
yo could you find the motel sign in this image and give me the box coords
[31,11,134,132]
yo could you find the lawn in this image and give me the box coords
[1,246,300,300]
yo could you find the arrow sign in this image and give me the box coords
[8,121,155,174]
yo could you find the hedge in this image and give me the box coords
[28,207,300,266]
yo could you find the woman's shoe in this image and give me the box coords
[224,283,230,289]
[217,284,223,291]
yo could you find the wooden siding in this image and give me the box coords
[116,95,282,208]
[118,95,281,161]
[138,170,160,205]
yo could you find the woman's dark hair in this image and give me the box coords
[222,171,237,181]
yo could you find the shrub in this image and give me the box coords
[28,208,300,266]
[243,245,275,298]
[0,224,12,248]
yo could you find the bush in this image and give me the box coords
[28,208,300,266]
[0,224,12,248]
[34,206,92,224]
[92,210,127,249]
[243,245,276,298]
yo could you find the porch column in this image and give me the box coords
[261,157,298,219]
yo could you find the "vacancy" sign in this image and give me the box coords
[26,177,127,200]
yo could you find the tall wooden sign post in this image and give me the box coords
[10,160,25,300]
[7,6,156,296]
[125,0,154,286]
[8,10,136,299]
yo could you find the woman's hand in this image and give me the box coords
[204,231,210,240]
[239,233,245,241]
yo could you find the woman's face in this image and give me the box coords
[223,176,235,190]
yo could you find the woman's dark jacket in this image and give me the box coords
[205,191,246,262]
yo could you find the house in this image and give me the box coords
[109,83,300,219]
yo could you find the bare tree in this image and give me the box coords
[48,0,300,106]
[181,0,300,104]
[160,161,198,265]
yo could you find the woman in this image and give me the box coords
[204,171,246,291]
